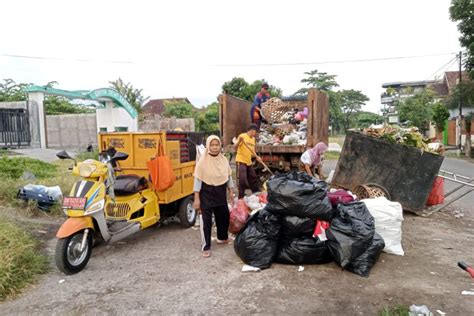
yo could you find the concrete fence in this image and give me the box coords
[139,114,195,131]
[46,114,97,150]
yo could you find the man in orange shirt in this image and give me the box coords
[234,124,262,199]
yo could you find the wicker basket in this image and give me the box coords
[261,98,296,123]
[353,183,391,200]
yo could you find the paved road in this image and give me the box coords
[439,157,474,212]
[11,148,77,163]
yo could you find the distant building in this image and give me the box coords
[381,71,472,122]
[140,98,195,131]
[381,71,473,145]
[142,98,192,116]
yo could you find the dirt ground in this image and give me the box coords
[0,207,472,315]
[1,160,474,315]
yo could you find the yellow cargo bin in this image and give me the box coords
[98,131,195,205]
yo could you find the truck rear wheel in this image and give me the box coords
[178,196,196,228]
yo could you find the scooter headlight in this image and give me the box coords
[79,163,97,177]
[84,199,105,215]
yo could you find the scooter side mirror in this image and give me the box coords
[112,152,129,162]
[56,150,77,166]
[56,150,72,160]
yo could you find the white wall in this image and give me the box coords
[96,101,138,132]
[449,107,474,119]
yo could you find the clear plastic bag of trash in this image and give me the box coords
[22,184,62,201]
[409,304,433,316]
[244,195,264,210]
[17,184,63,211]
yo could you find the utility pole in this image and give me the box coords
[457,51,463,155]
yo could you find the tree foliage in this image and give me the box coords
[0,79,92,115]
[432,102,450,133]
[222,77,282,101]
[353,111,384,129]
[296,69,369,133]
[446,80,474,109]
[450,0,474,78]
[162,100,194,118]
[0,79,29,102]
[196,102,219,132]
[109,78,149,113]
[44,96,93,115]
[339,89,370,131]
[296,69,339,95]
[397,89,436,133]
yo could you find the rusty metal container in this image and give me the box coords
[332,131,444,214]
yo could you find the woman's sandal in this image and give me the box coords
[216,239,232,244]
[202,250,211,258]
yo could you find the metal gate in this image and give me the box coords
[0,108,31,147]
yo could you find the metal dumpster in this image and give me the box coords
[332,131,444,214]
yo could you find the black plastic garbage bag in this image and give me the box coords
[326,202,375,268]
[276,236,333,265]
[346,233,385,277]
[280,215,316,237]
[233,208,281,269]
[267,171,332,220]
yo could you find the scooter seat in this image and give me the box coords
[114,175,148,196]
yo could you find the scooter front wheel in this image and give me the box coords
[55,230,92,274]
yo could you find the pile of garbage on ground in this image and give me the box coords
[257,97,308,146]
[230,171,404,277]
[362,124,443,154]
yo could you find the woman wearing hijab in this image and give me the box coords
[193,135,235,258]
[300,142,328,179]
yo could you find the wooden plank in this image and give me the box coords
[307,89,315,147]
[314,90,329,145]
[219,94,252,147]
[255,145,305,154]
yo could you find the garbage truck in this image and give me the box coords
[219,88,329,175]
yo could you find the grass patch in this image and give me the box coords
[0,156,57,179]
[75,150,99,162]
[329,135,346,147]
[0,219,48,300]
[0,158,79,217]
[325,151,340,161]
[378,305,409,316]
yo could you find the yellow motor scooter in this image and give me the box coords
[54,150,185,274]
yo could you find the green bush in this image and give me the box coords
[0,219,48,300]
[0,157,57,179]
[75,150,99,162]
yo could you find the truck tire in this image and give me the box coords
[179,195,196,228]
[55,230,92,275]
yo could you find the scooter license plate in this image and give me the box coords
[63,197,87,210]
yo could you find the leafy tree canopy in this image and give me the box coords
[397,89,436,133]
[109,78,149,113]
[450,0,474,78]
[222,77,282,101]
[162,100,194,118]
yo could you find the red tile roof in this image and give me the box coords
[429,82,449,97]
[444,71,470,94]
[142,98,191,115]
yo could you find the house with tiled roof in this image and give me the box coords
[142,98,192,116]
[381,71,473,146]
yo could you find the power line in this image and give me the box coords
[211,52,457,67]
[0,53,134,64]
[424,56,458,81]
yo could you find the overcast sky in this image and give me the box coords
[0,0,462,113]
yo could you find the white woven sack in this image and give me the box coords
[362,197,405,256]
